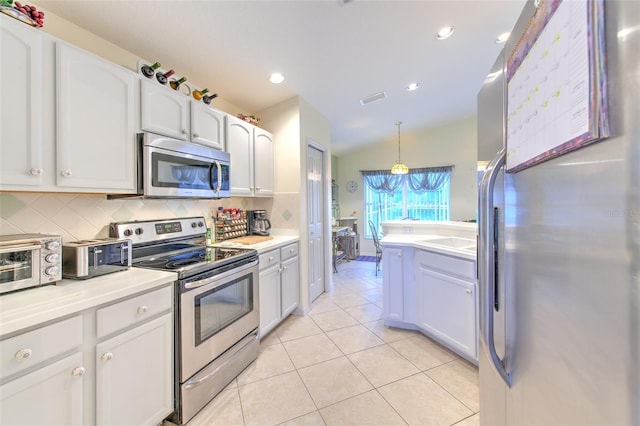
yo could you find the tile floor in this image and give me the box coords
[187,260,479,426]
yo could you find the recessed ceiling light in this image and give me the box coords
[406,82,420,91]
[436,26,455,40]
[496,32,510,44]
[269,72,285,84]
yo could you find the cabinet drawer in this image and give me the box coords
[1,316,82,378]
[259,249,281,271]
[97,286,172,338]
[416,250,476,280]
[280,243,298,261]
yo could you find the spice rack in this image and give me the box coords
[214,209,248,241]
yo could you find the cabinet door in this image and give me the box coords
[259,264,281,337]
[253,128,274,196]
[56,43,136,191]
[140,79,188,140]
[226,115,253,196]
[0,15,43,187]
[0,352,84,426]
[382,247,404,321]
[417,265,476,360]
[95,313,173,426]
[190,102,225,150]
[280,256,299,318]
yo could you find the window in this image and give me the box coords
[363,167,451,238]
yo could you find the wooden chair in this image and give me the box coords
[369,221,382,276]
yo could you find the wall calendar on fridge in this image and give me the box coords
[505,0,609,173]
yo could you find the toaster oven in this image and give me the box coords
[0,234,62,294]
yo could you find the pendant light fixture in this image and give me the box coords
[391,121,409,175]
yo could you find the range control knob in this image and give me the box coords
[135,228,144,235]
[45,253,60,263]
[123,229,133,237]
[45,240,60,251]
[198,221,204,228]
[191,222,197,228]
[45,266,59,276]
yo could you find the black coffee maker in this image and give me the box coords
[247,210,271,236]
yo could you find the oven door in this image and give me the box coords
[0,243,41,294]
[179,260,259,381]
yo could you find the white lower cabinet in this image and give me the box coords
[0,285,174,426]
[259,243,299,337]
[96,313,173,426]
[382,246,405,322]
[415,249,477,361]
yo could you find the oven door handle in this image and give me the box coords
[183,259,259,290]
[0,242,42,254]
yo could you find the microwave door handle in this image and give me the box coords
[215,160,222,193]
[209,162,219,193]
[0,243,42,254]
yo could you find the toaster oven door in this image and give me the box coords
[0,243,41,294]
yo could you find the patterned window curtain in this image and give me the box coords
[360,170,405,194]
[407,166,452,193]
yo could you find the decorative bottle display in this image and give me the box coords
[202,92,219,105]
[169,77,187,91]
[140,61,161,78]
[156,69,175,85]
[192,88,209,101]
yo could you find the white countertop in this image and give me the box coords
[381,234,477,261]
[0,268,177,338]
[214,235,299,254]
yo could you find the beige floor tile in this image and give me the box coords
[378,373,473,426]
[343,303,382,323]
[319,390,407,426]
[276,315,323,342]
[278,411,326,426]
[348,345,420,387]
[329,292,371,309]
[308,298,341,315]
[237,343,295,385]
[361,289,383,305]
[390,335,458,370]
[363,320,418,343]
[453,413,479,426]
[309,309,359,332]
[282,333,343,369]
[325,324,384,354]
[298,357,373,408]
[426,359,479,412]
[260,330,282,346]
[239,371,316,426]
[187,388,244,426]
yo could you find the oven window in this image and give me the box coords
[0,250,34,284]
[152,151,213,190]
[194,273,253,345]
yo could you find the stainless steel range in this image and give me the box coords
[110,217,259,425]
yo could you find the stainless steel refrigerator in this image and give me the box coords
[477,1,639,425]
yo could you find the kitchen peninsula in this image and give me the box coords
[379,221,478,363]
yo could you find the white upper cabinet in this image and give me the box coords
[140,79,189,140]
[141,80,225,150]
[0,15,43,187]
[56,43,137,192]
[226,115,274,197]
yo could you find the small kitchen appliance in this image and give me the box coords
[62,238,131,279]
[247,210,271,236]
[110,217,259,424]
[0,234,62,294]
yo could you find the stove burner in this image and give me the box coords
[165,251,207,269]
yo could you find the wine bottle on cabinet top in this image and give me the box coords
[170,77,187,91]
[156,69,175,85]
[192,88,209,101]
[202,93,218,105]
[141,62,160,78]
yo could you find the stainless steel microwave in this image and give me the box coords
[118,133,231,199]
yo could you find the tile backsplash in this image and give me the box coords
[0,192,300,242]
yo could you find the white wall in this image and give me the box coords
[337,115,478,255]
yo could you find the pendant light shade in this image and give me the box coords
[391,121,409,175]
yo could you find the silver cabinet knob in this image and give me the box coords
[182,129,188,134]
[72,367,86,377]
[255,187,261,191]
[15,348,33,361]
[137,305,148,314]
[60,169,72,177]
[29,168,42,176]
[101,352,113,362]
[193,132,200,138]
[466,289,472,294]
[397,252,402,257]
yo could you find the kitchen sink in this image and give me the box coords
[419,237,476,251]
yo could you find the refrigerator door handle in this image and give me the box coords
[479,148,511,387]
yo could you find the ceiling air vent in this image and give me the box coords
[359,91,388,106]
